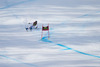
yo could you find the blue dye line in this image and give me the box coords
[78,14,89,18]
[78,11,100,18]
[0,0,35,10]
[41,37,100,59]
[0,54,37,67]
[62,10,100,25]
[73,50,100,58]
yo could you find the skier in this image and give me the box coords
[25,21,38,31]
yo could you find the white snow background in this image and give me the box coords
[0,0,100,67]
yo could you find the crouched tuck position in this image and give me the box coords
[25,21,38,31]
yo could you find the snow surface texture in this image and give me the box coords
[0,0,100,67]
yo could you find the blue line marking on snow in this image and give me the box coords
[56,44,72,50]
[41,37,100,58]
[42,37,53,43]
[0,54,37,67]
[61,49,71,51]
[0,0,35,10]
[78,11,100,18]
[73,50,100,58]
[78,14,89,18]
[61,10,100,25]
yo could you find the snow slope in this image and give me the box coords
[0,0,100,67]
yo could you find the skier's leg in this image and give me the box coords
[25,28,28,31]
[30,27,33,31]
[35,26,38,29]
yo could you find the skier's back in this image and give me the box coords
[33,21,38,29]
